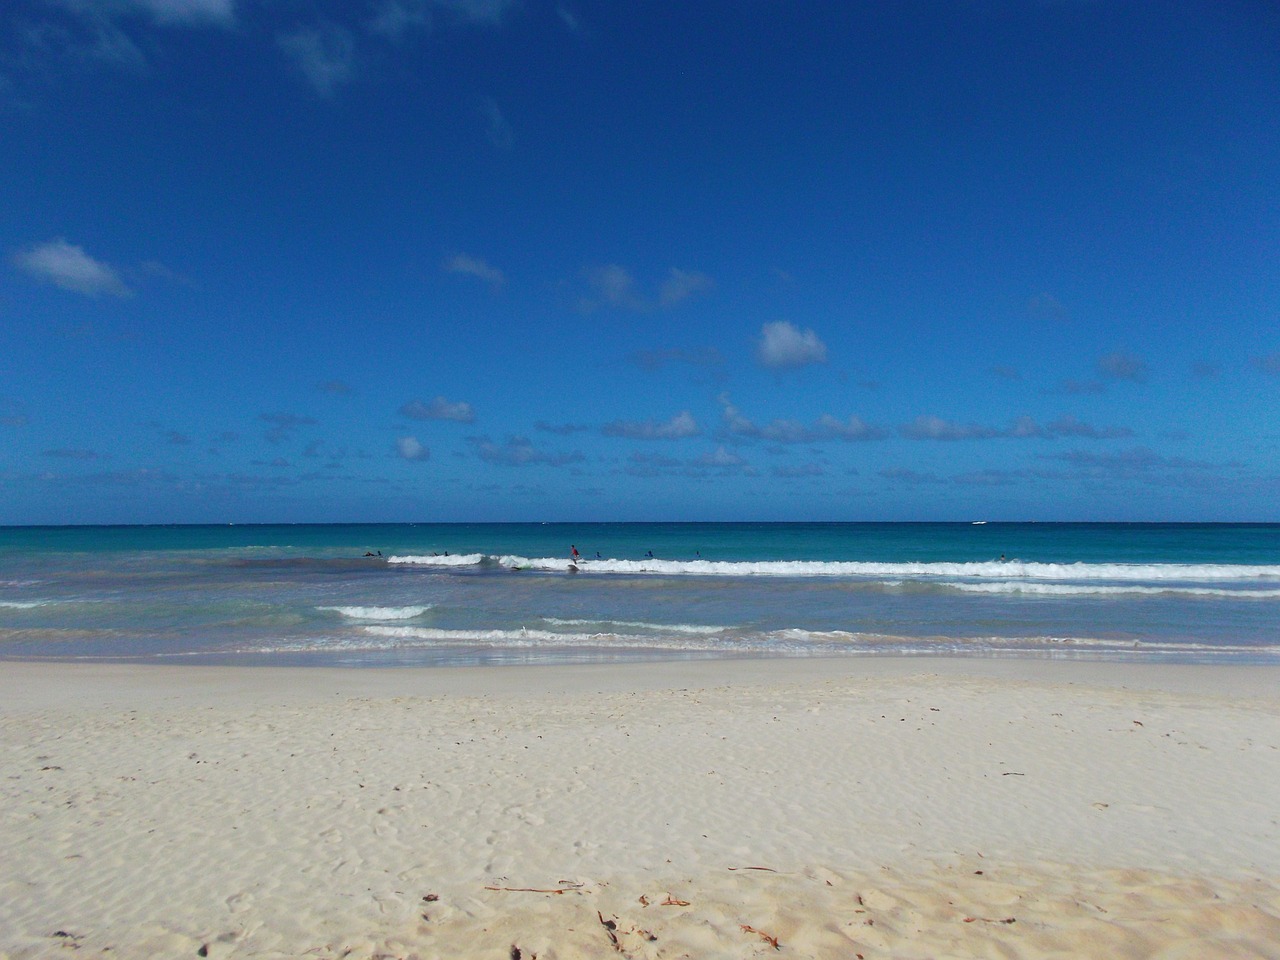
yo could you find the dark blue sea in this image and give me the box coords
[1,523,1276,666]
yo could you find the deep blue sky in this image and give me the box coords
[2,0,1277,523]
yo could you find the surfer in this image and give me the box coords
[571,544,580,562]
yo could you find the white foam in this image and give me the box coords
[234,623,1280,659]
[317,604,434,620]
[386,554,485,566]
[0,600,52,609]
[947,583,1280,599]
[541,617,727,634]
[492,556,1280,583]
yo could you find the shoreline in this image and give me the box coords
[3,657,1278,958]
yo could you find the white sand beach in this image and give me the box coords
[2,657,1278,959]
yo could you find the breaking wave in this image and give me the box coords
[386,554,1280,583]
[317,604,434,621]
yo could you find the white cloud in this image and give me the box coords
[13,239,131,297]
[397,436,429,461]
[445,253,505,287]
[658,268,713,307]
[399,396,476,423]
[278,23,355,96]
[482,96,513,149]
[756,321,827,369]
[602,411,700,440]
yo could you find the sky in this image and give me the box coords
[1,0,1277,524]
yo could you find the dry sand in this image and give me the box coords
[1,657,1278,959]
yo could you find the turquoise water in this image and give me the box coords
[1,523,1277,666]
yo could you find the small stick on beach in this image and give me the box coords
[741,924,781,949]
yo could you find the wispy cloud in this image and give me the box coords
[719,396,883,444]
[577,265,711,313]
[1098,350,1147,382]
[623,447,756,479]
[0,399,28,428]
[899,415,1002,441]
[13,239,131,297]
[1045,446,1218,474]
[318,380,353,395]
[129,0,237,27]
[1253,352,1280,377]
[481,96,513,149]
[436,0,517,25]
[399,396,476,423]
[756,321,827,369]
[556,5,581,32]
[1026,291,1068,323]
[535,420,591,435]
[260,411,317,443]
[900,414,1132,441]
[772,462,825,478]
[602,411,699,440]
[879,467,944,485]
[696,446,750,471]
[368,0,432,38]
[278,22,355,96]
[658,268,713,307]
[472,435,584,467]
[577,264,642,312]
[444,253,505,288]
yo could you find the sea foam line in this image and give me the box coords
[413,555,1280,582]
[541,617,727,634]
[240,625,1280,658]
[946,583,1280,599]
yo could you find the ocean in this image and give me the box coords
[1,522,1277,666]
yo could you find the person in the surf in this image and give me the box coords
[571,545,580,562]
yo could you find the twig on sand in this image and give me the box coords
[597,912,624,953]
[661,895,690,906]
[741,924,781,949]
[484,884,583,895]
[729,866,778,872]
[963,916,1017,924]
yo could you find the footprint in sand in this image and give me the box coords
[225,892,253,914]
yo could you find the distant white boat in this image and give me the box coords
[971,521,987,525]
